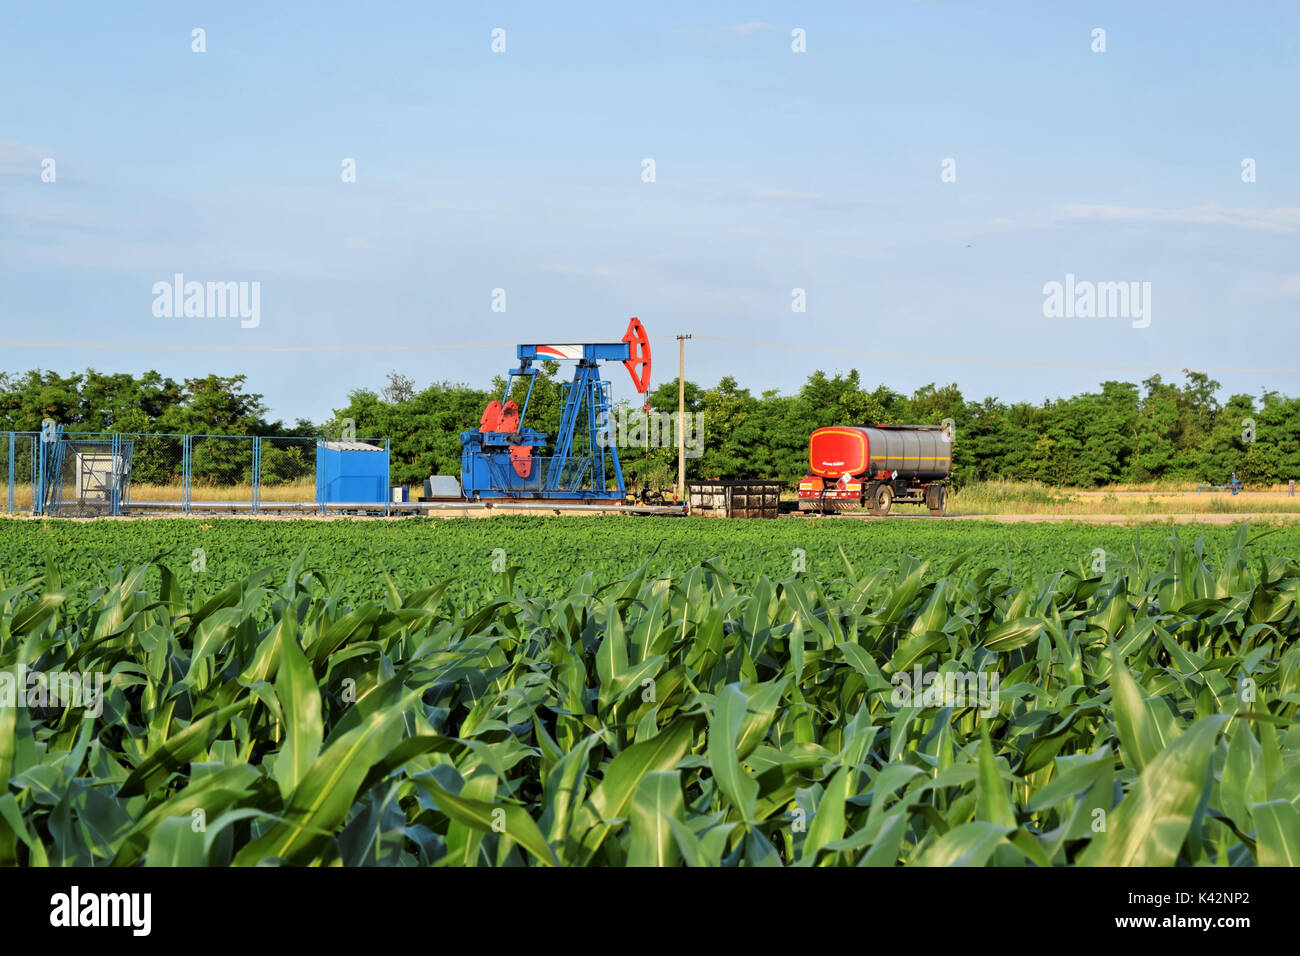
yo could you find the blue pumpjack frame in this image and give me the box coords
[461,341,629,501]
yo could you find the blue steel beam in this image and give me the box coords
[518,342,631,363]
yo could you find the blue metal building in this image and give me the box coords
[316,440,389,504]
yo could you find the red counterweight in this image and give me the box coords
[477,400,531,476]
[479,400,520,433]
[622,317,652,396]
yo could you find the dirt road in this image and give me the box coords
[828,511,1300,525]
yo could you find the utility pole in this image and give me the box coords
[677,334,691,502]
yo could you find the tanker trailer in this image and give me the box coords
[797,424,952,516]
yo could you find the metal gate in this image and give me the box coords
[40,432,136,516]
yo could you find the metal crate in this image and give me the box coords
[687,480,782,519]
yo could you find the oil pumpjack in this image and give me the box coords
[459,317,651,501]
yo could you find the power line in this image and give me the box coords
[2,333,1297,376]
[691,335,1300,376]
[0,340,513,353]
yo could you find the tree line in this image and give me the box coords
[1,366,1294,489]
[0,370,315,486]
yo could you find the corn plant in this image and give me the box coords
[0,525,1297,866]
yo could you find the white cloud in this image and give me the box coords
[1061,203,1300,233]
[725,225,784,240]
[0,139,51,177]
[543,263,643,280]
[677,182,873,211]
[727,22,772,36]
[750,188,821,202]
[667,22,772,39]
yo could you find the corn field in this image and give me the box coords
[1,524,1297,866]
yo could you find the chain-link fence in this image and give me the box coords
[42,432,132,517]
[188,435,256,512]
[260,437,318,501]
[1,431,392,516]
[127,434,186,508]
[1,433,39,514]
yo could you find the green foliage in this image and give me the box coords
[0,370,316,486]
[5,365,1294,491]
[10,516,1300,607]
[0,369,282,436]
[0,519,1298,866]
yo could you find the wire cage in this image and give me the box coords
[61,438,135,515]
[35,432,135,517]
[2,433,39,514]
[1,430,393,516]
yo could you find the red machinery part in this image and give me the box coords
[509,444,533,478]
[478,399,531,476]
[498,401,520,433]
[622,317,651,395]
[479,399,521,433]
[479,400,504,432]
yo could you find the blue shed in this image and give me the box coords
[316,440,388,503]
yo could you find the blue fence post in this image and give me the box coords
[36,429,45,516]
[183,435,192,515]
[252,436,261,516]
[110,432,120,516]
[7,432,13,514]
[29,436,37,515]
[385,438,391,517]
[317,440,325,517]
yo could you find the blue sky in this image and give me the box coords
[2,1,1299,423]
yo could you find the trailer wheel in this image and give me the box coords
[868,482,892,516]
[927,484,946,517]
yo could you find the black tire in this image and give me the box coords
[927,484,946,517]
[868,482,892,516]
